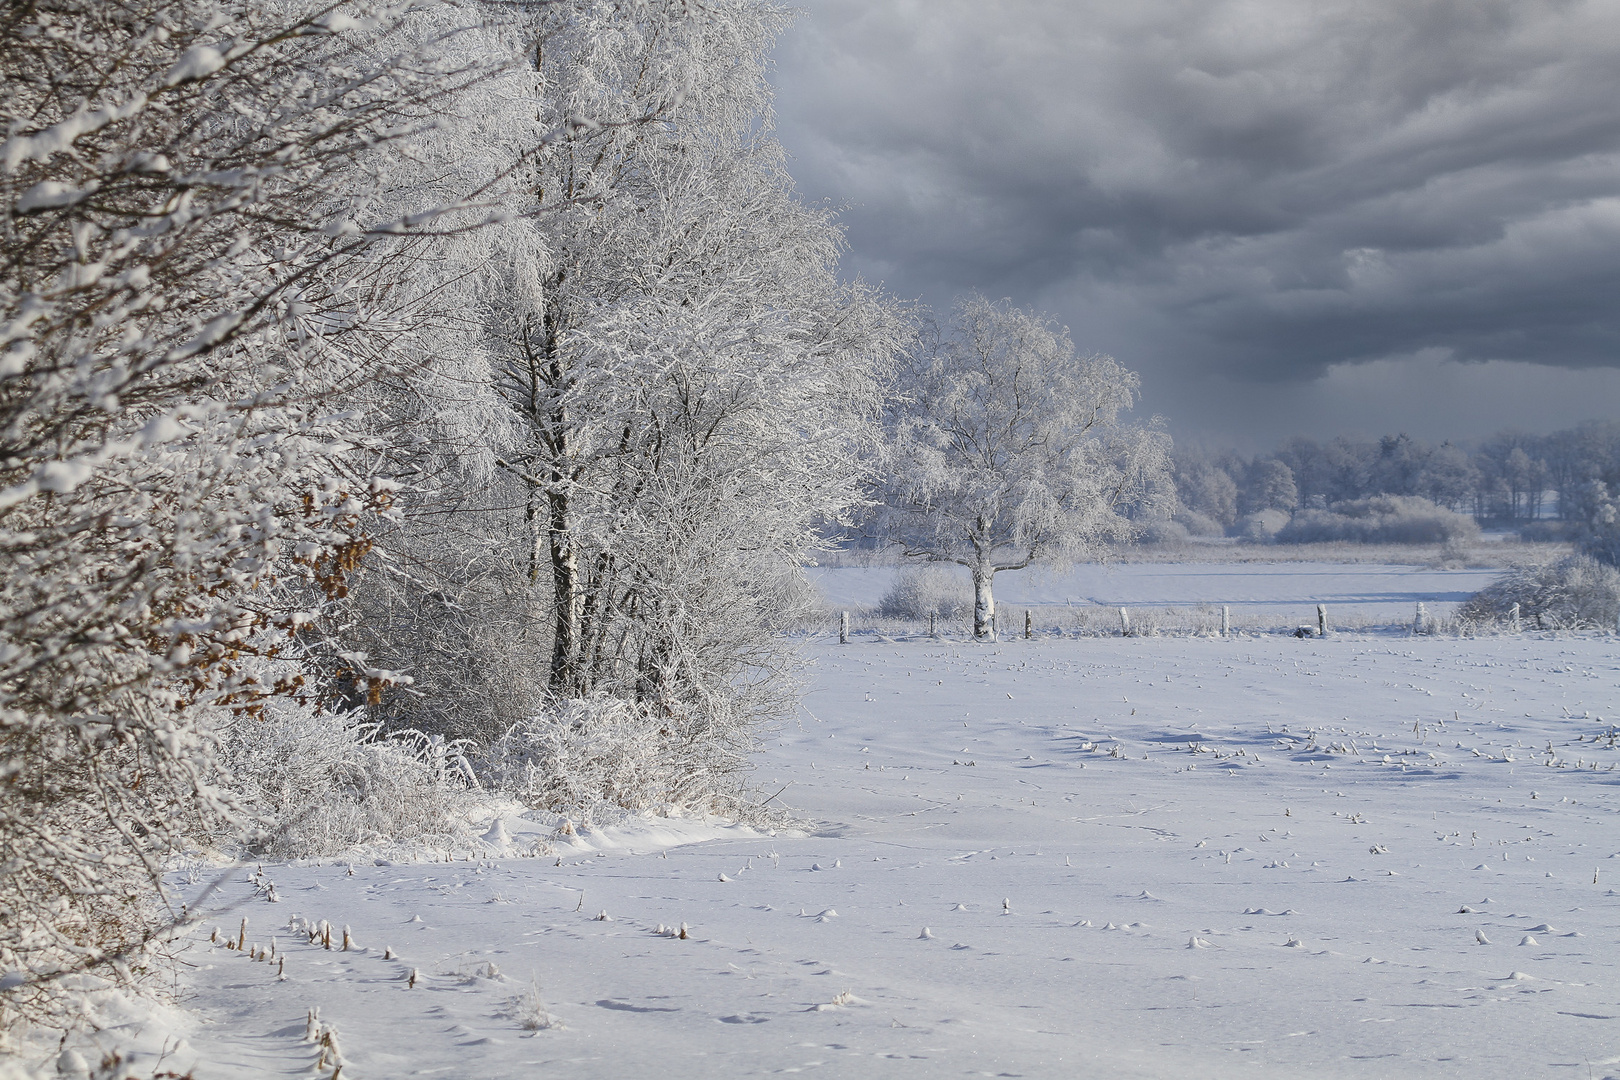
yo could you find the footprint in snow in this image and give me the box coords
[1283,938,1304,948]
[918,928,933,939]
[1187,936,1214,949]
[952,903,968,911]
[1528,923,1558,933]
[1519,935,1538,946]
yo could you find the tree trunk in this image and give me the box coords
[972,562,996,642]
[547,485,579,693]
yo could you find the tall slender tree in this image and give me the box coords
[464,0,906,779]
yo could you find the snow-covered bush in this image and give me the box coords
[327,499,552,745]
[1576,482,1620,568]
[1238,509,1292,540]
[0,0,494,1029]
[1138,519,1192,547]
[213,699,477,861]
[879,564,974,620]
[1173,510,1227,538]
[479,696,753,824]
[1518,520,1572,543]
[1458,555,1620,631]
[1273,496,1478,545]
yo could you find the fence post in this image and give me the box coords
[1119,607,1131,637]
[1025,609,1032,640]
[1414,602,1427,635]
[929,611,937,639]
[1317,604,1328,637]
[840,610,849,645]
[1220,605,1230,637]
[1510,602,1521,633]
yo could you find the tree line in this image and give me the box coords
[1173,423,1620,533]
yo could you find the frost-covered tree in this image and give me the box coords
[875,295,1172,641]
[375,0,910,801]
[1247,459,1299,513]
[1172,451,1239,528]
[1576,482,1620,568]
[0,0,499,1026]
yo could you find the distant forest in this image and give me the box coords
[1173,421,1620,532]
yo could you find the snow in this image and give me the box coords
[163,45,227,86]
[32,562,1587,1077]
[137,621,1620,1078]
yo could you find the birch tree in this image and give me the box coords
[875,295,1172,640]
[467,0,906,791]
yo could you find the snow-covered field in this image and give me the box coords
[807,561,1501,625]
[138,628,1620,1079]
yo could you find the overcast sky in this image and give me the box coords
[769,0,1620,450]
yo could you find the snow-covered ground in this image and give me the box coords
[133,624,1620,1080]
[46,562,1601,1078]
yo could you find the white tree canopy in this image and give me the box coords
[876,295,1173,639]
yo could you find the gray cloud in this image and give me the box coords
[771,0,1620,440]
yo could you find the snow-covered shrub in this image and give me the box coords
[213,700,477,861]
[1238,509,1292,540]
[878,564,974,620]
[1138,519,1192,547]
[479,696,753,824]
[1174,510,1227,538]
[1273,496,1478,545]
[1458,555,1620,631]
[1576,482,1620,568]
[1518,520,1572,543]
[0,0,497,1029]
[328,501,552,745]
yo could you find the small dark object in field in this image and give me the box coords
[1293,626,1313,638]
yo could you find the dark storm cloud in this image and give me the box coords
[770,0,1620,406]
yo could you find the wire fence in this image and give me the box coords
[807,600,1617,642]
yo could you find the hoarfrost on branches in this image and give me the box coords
[0,0,503,1029]
[873,295,1173,640]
